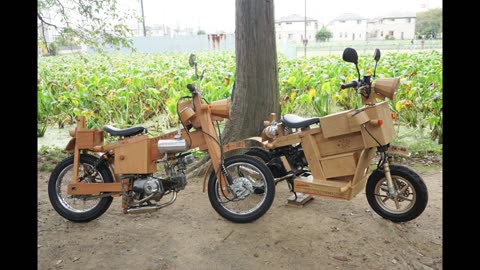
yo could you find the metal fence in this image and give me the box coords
[292,39,443,57]
[65,36,441,58]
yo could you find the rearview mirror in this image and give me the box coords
[342,48,358,64]
[374,48,381,61]
[189,54,196,67]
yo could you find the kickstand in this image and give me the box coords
[285,176,313,208]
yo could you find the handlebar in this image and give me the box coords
[340,81,358,89]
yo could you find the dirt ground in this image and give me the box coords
[37,165,442,270]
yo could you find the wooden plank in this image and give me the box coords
[294,176,351,199]
[286,193,314,208]
[68,183,122,195]
[301,134,326,180]
[320,152,356,178]
[195,96,229,193]
[314,132,365,157]
[270,126,322,148]
[351,148,376,185]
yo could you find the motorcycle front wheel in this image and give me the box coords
[207,155,275,223]
[366,164,428,222]
[48,154,114,222]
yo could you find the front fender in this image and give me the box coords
[65,138,76,152]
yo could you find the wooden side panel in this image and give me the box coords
[361,101,396,148]
[114,136,157,174]
[320,152,356,178]
[314,131,365,157]
[320,109,358,138]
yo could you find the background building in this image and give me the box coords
[275,14,318,42]
[327,13,368,41]
[327,12,416,41]
[366,12,416,40]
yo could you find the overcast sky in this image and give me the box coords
[126,0,442,33]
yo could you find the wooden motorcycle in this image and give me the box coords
[48,54,275,223]
[228,48,428,222]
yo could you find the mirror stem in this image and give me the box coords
[194,63,198,80]
[373,61,378,79]
[355,64,361,81]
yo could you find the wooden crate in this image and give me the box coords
[114,135,157,174]
[76,130,104,150]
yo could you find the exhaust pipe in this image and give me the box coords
[126,192,177,214]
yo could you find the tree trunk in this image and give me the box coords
[221,0,279,144]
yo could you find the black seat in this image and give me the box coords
[281,114,320,129]
[102,125,147,137]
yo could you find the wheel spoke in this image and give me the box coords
[382,196,390,202]
[399,184,409,194]
[397,194,413,202]
[394,198,401,209]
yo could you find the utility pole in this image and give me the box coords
[304,0,307,58]
[140,0,147,36]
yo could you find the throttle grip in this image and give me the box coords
[340,81,358,89]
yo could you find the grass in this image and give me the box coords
[37,145,70,172]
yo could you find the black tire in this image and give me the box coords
[366,165,428,222]
[245,148,271,163]
[207,155,275,223]
[48,154,114,222]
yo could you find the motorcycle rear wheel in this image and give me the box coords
[207,155,275,223]
[48,154,114,222]
[366,165,428,222]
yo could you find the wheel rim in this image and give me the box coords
[55,163,104,213]
[214,162,268,216]
[374,175,417,215]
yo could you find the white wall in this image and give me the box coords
[276,21,318,42]
[367,18,416,40]
[328,20,367,41]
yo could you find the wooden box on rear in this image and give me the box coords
[113,135,157,174]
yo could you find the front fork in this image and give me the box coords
[382,161,397,199]
[378,146,397,199]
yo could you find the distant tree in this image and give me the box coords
[38,0,137,55]
[197,30,206,35]
[315,26,332,42]
[416,8,442,36]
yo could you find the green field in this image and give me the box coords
[38,50,442,145]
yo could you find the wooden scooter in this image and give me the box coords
[223,48,428,222]
[48,54,275,223]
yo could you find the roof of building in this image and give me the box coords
[276,14,317,23]
[330,13,366,22]
[378,11,416,19]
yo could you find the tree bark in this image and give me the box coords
[222,0,279,144]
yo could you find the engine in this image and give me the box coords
[129,151,194,207]
[132,176,164,202]
[268,145,308,177]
